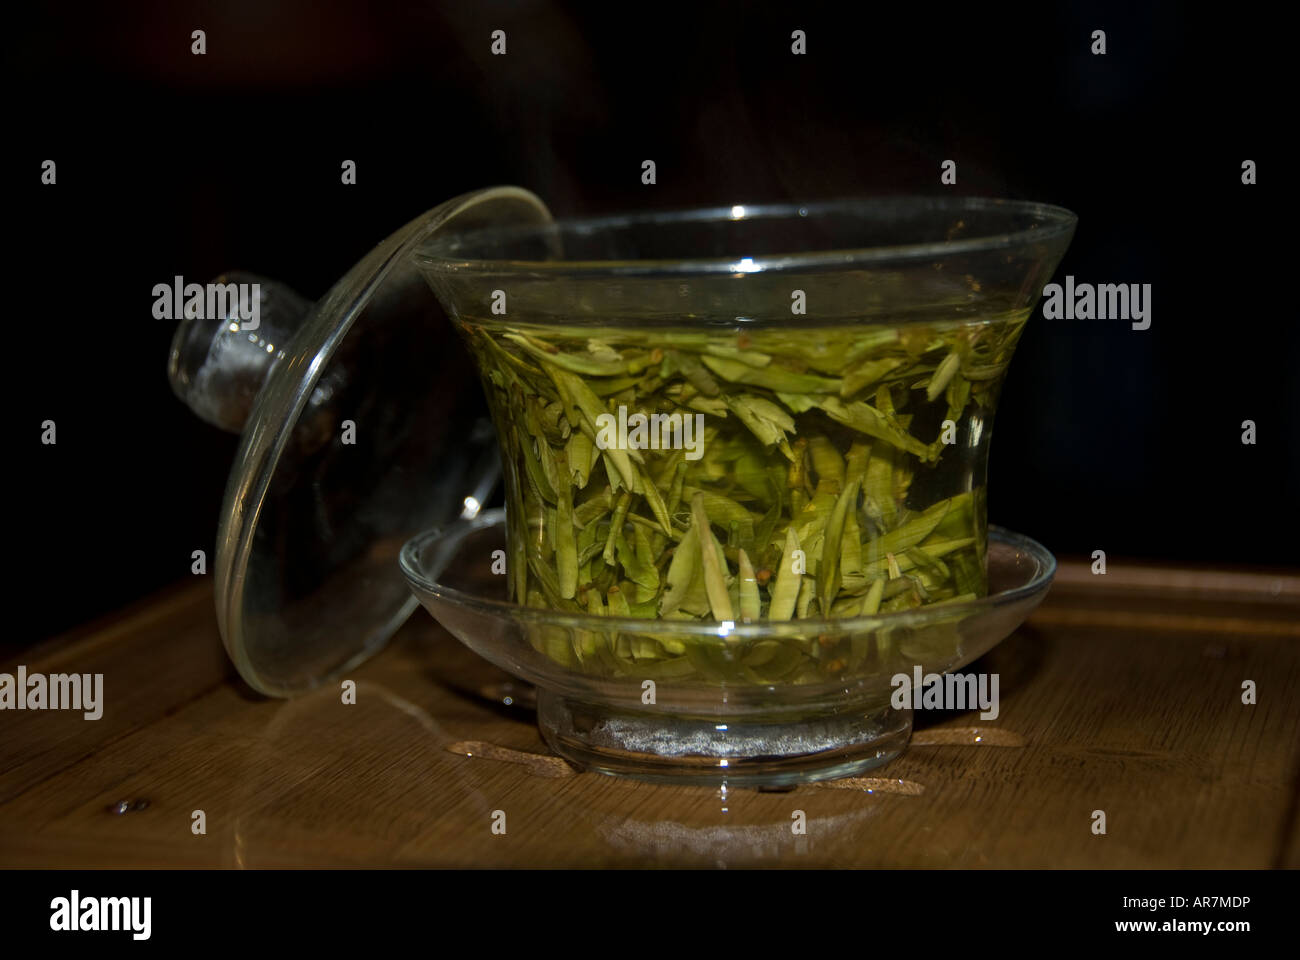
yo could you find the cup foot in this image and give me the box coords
[537,689,912,787]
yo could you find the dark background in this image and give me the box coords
[8,1,1294,646]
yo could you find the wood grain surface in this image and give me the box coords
[2,561,1298,868]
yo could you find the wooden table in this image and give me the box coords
[3,560,1298,868]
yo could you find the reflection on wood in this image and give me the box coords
[446,740,575,779]
[912,727,1026,747]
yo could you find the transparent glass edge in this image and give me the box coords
[398,509,1056,640]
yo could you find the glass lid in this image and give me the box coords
[172,187,553,696]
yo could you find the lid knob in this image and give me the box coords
[166,272,313,433]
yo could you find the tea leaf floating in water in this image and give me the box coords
[459,312,1029,683]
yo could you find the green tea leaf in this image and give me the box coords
[701,355,841,394]
[692,492,734,621]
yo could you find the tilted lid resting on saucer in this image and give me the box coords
[168,187,553,696]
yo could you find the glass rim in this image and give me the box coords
[414,194,1077,278]
[400,510,1057,642]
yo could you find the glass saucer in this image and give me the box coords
[400,510,1054,786]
